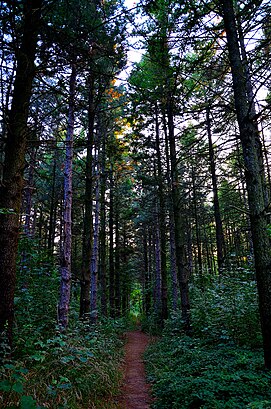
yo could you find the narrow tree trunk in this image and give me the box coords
[90,158,100,324]
[48,153,57,254]
[147,229,153,314]
[24,146,37,237]
[0,0,42,346]
[154,216,162,315]
[206,107,225,272]
[100,134,107,316]
[80,76,95,319]
[221,0,271,368]
[109,163,115,317]
[58,64,76,330]
[154,104,168,321]
[167,99,190,330]
[114,199,121,317]
[261,125,271,216]
[163,114,178,311]
[191,167,203,276]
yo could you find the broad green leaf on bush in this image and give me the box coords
[0,379,13,391]
[30,353,46,362]
[57,382,72,390]
[0,208,16,214]
[12,381,24,393]
[79,356,88,363]
[60,355,75,364]
[4,363,15,370]
[20,395,37,409]
[247,402,271,409]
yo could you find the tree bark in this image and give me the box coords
[0,0,42,346]
[100,133,107,316]
[163,113,178,311]
[24,146,37,237]
[109,163,115,317]
[114,192,121,317]
[58,64,76,330]
[167,97,191,330]
[154,104,168,322]
[80,76,95,319]
[221,0,271,368]
[48,151,57,254]
[206,106,225,272]
[191,166,203,276]
[90,153,100,324]
[154,215,162,315]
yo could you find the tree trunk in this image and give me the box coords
[24,146,37,237]
[80,76,95,319]
[100,133,107,317]
[0,0,42,347]
[163,113,178,311]
[154,215,162,315]
[154,104,168,322]
[90,154,100,324]
[114,194,121,317]
[167,97,191,330]
[206,106,225,272]
[221,0,271,368]
[109,163,115,317]
[48,152,57,254]
[58,64,76,330]
[191,166,203,276]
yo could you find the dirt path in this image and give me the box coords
[118,330,153,409]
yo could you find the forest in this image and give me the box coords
[0,0,271,407]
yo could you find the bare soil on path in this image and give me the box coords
[117,330,153,409]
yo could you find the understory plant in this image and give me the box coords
[0,238,125,408]
[145,269,271,409]
[0,320,125,408]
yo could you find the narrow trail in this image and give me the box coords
[118,330,153,409]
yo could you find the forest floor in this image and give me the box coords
[116,330,153,409]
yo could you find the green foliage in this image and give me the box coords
[190,270,262,347]
[0,208,16,214]
[0,320,124,408]
[141,312,165,336]
[146,335,271,409]
[15,237,59,355]
[0,236,127,408]
[145,270,268,408]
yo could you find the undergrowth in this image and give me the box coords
[0,238,126,408]
[145,270,271,409]
[0,319,125,408]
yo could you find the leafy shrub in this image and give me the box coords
[0,320,124,408]
[145,270,269,409]
[0,237,126,408]
[145,335,271,409]
[190,270,262,348]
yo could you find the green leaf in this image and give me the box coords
[20,395,37,409]
[0,208,16,214]
[0,379,13,391]
[12,381,24,393]
[18,368,29,375]
[60,355,75,363]
[30,353,45,362]
[57,382,72,390]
